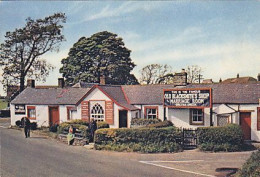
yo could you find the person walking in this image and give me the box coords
[88,118,97,142]
[23,117,31,138]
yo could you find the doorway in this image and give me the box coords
[49,106,60,126]
[119,110,127,128]
[240,112,251,140]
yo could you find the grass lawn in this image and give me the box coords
[0,99,8,109]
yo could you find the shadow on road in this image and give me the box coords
[29,136,48,139]
[215,167,239,177]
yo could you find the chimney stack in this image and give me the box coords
[27,79,35,88]
[58,78,65,88]
[219,78,222,83]
[100,75,106,85]
[258,73,260,81]
[237,73,239,78]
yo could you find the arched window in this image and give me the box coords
[90,103,104,121]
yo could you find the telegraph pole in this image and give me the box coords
[198,74,203,83]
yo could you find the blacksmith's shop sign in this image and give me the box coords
[164,88,212,108]
[15,104,26,114]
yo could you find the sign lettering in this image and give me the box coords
[164,88,212,108]
[15,104,26,114]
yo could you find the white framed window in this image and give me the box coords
[27,106,36,120]
[90,103,105,121]
[190,109,204,125]
[145,107,158,119]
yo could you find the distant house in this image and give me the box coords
[221,74,257,84]
[10,75,260,141]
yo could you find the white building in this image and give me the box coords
[10,80,260,141]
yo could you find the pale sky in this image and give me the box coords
[1,1,260,96]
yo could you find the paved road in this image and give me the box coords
[0,118,10,128]
[0,119,254,177]
[1,127,191,177]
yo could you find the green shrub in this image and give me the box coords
[97,121,110,129]
[197,124,243,152]
[57,122,89,139]
[30,122,37,130]
[146,120,173,128]
[131,118,161,127]
[94,127,182,153]
[67,119,89,126]
[15,120,21,126]
[236,150,260,177]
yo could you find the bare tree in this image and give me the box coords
[186,65,203,83]
[139,64,172,84]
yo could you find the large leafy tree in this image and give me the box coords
[60,31,138,85]
[0,13,66,93]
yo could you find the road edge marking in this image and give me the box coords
[139,161,215,177]
[144,160,204,163]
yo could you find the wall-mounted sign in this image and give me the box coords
[164,88,212,108]
[15,104,26,114]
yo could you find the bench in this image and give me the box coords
[58,127,89,146]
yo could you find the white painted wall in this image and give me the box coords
[131,110,139,119]
[59,105,75,123]
[212,104,239,125]
[133,104,164,121]
[168,107,211,129]
[11,104,78,127]
[35,105,49,127]
[212,104,260,142]
[10,104,25,126]
[10,104,49,127]
[76,88,124,128]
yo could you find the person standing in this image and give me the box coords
[88,118,97,142]
[67,125,75,145]
[23,117,31,138]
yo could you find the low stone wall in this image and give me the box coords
[58,134,88,146]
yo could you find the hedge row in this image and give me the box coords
[130,118,161,127]
[197,124,244,152]
[145,120,173,128]
[94,127,182,153]
[235,150,260,177]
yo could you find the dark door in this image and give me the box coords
[240,112,251,140]
[119,110,127,128]
[49,106,59,126]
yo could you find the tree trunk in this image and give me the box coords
[19,74,25,93]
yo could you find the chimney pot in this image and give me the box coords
[237,73,239,78]
[100,75,106,85]
[58,78,65,88]
[27,79,35,88]
[219,78,222,83]
[258,73,260,81]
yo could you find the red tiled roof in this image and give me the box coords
[221,77,257,84]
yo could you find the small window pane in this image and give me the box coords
[146,108,157,119]
[191,109,203,124]
[90,103,105,121]
[28,109,36,118]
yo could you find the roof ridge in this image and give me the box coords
[120,86,131,104]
